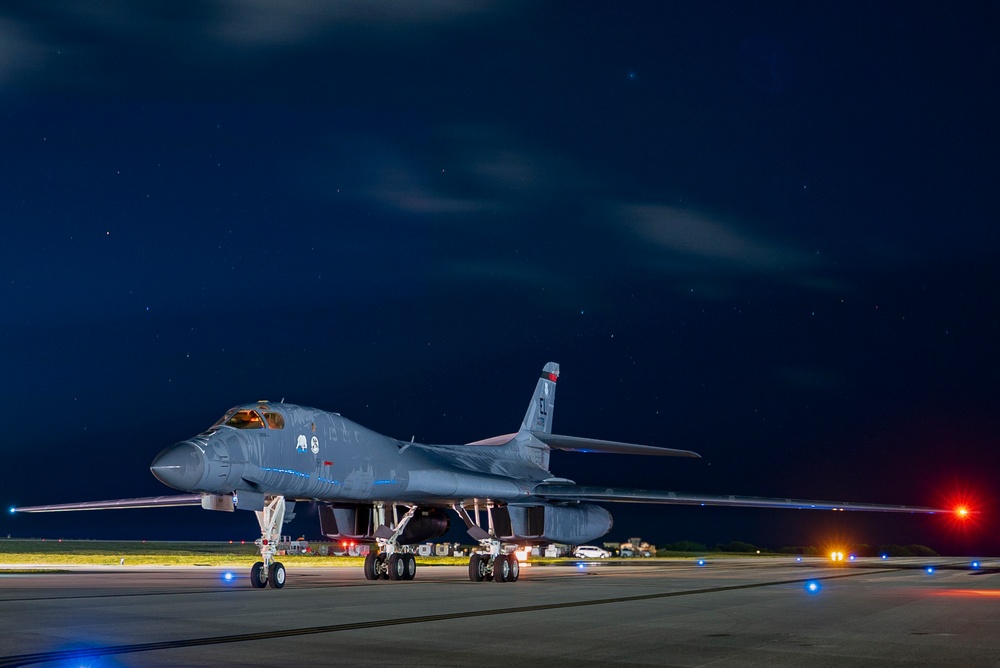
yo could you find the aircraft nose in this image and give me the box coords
[150,442,206,491]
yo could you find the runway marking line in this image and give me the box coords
[0,569,897,667]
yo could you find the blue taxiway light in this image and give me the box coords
[971,561,980,569]
[805,581,821,594]
[795,556,802,562]
[222,571,235,583]
[925,566,935,574]
[881,554,889,560]
[697,559,706,566]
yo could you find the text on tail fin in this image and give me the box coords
[521,362,559,434]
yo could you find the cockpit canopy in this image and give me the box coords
[207,405,286,432]
[227,409,266,429]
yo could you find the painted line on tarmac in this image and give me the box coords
[0,569,895,667]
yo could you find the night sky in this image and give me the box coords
[3,2,998,555]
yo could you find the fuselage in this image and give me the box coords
[149,402,548,507]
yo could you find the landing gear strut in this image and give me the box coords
[250,495,287,589]
[364,503,418,581]
[455,501,520,583]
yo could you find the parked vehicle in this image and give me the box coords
[573,545,611,558]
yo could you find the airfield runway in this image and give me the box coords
[0,558,997,667]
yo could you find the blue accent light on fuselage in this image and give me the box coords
[373,480,397,485]
[261,467,311,479]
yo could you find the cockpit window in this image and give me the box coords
[225,409,265,429]
[264,412,285,429]
[211,408,239,429]
[200,408,238,435]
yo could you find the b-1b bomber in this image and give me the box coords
[14,363,951,588]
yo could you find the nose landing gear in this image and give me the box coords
[249,495,287,589]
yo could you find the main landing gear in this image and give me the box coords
[468,549,520,583]
[364,551,417,581]
[363,503,419,582]
[250,495,287,589]
[454,501,520,583]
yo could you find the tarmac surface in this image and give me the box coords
[0,557,998,667]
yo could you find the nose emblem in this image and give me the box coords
[150,442,206,490]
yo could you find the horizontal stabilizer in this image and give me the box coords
[13,495,204,513]
[532,484,948,513]
[532,432,701,458]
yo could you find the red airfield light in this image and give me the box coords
[937,488,983,534]
[946,503,979,528]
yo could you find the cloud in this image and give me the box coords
[0,1,508,92]
[439,125,590,197]
[363,164,496,215]
[317,136,499,215]
[0,17,49,88]
[208,0,502,48]
[305,120,845,301]
[618,204,819,273]
[315,126,590,217]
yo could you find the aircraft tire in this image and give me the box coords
[509,555,520,582]
[268,562,286,589]
[404,554,417,580]
[389,553,406,581]
[493,554,511,582]
[363,553,379,581]
[250,561,267,589]
[469,554,484,582]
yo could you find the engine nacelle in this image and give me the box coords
[319,504,449,544]
[399,508,450,544]
[505,503,613,545]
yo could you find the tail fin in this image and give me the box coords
[521,362,559,434]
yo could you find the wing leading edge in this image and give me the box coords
[533,484,947,513]
[13,495,204,513]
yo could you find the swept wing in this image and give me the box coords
[533,483,946,513]
[14,495,203,513]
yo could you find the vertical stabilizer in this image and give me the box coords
[521,362,559,434]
